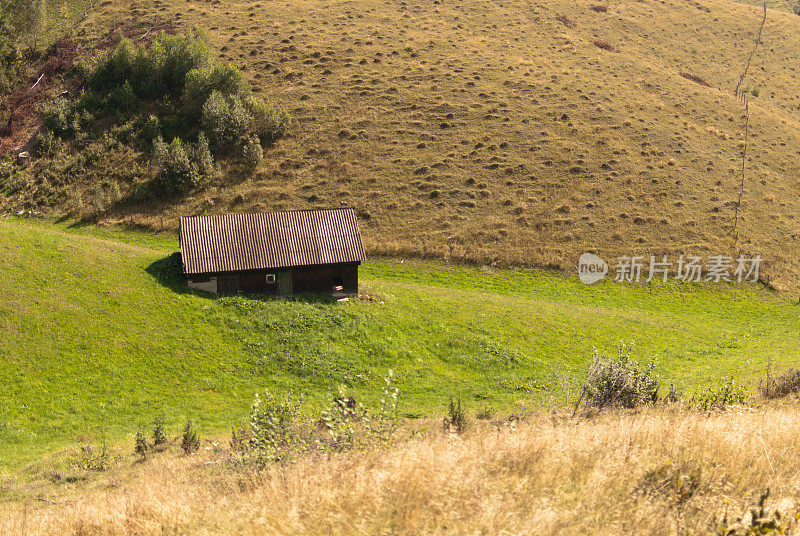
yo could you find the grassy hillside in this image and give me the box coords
[0,216,798,472]
[4,406,800,535]
[4,0,800,288]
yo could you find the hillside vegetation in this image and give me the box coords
[4,406,800,535]
[0,217,798,471]
[3,0,800,287]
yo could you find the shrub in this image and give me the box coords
[42,97,76,136]
[134,431,148,459]
[108,79,139,115]
[153,137,200,195]
[245,96,290,143]
[691,378,747,411]
[183,64,250,119]
[242,135,263,171]
[192,132,215,177]
[89,31,211,98]
[89,37,137,92]
[201,91,252,150]
[248,391,303,466]
[34,129,57,156]
[152,135,169,169]
[585,343,659,409]
[181,419,200,455]
[713,488,794,535]
[443,396,469,434]
[159,30,212,93]
[321,390,363,451]
[152,418,168,450]
[139,114,161,142]
[109,180,121,202]
[71,440,115,472]
[759,366,800,399]
[91,184,107,211]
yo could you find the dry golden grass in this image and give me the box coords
[5,406,800,535]
[10,0,800,288]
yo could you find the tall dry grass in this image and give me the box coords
[3,407,800,535]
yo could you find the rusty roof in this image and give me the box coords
[179,208,365,275]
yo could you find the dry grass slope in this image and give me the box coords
[4,407,800,535]
[7,0,800,288]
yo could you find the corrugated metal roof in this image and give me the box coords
[179,208,365,275]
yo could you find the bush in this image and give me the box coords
[183,64,250,119]
[181,419,200,455]
[42,97,77,137]
[139,114,161,142]
[89,37,137,92]
[201,91,252,150]
[70,440,115,472]
[159,30,212,93]
[759,366,800,399]
[34,129,57,156]
[152,135,169,169]
[585,343,659,409]
[89,31,212,99]
[246,96,290,143]
[91,184,107,211]
[443,396,469,434]
[153,137,200,195]
[152,418,168,450]
[242,135,263,171]
[692,378,747,411]
[192,132,215,177]
[0,160,23,195]
[108,80,139,115]
[134,431,148,459]
[248,390,303,466]
[713,488,793,535]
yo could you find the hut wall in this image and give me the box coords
[188,275,217,293]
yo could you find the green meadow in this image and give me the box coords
[0,217,797,471]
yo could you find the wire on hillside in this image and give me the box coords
[731,2,766,242]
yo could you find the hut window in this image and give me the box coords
[266,273,276,283]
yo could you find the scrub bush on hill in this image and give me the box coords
[152,136,203,195]
[585,343,659,409]
[246,96,290,143]
[242,135,263,170]
[201,91,252,150]
[36,30,289,198]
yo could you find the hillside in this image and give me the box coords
[0,217,798,471]
[4,406,800,535]
[3,0,800,288]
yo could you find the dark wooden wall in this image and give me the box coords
[291,263,359,295]
[194,262,359,296]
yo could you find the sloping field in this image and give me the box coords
[7,0,800,287]
[3,406,800,535]
[0,217,797,470]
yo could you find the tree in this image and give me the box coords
[9,0,47,52]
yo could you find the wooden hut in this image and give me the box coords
[179,207,365,297]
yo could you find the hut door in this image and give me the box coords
[218,275,241,294]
